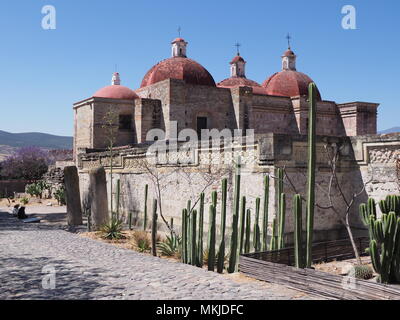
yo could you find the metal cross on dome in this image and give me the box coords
[178,26,182,37]
[234,42,241,55]
[286,33,292,49]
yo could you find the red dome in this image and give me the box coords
[93,85,139,100]
[217,77,261,89]
[262,70,321,100]
[230,55,245,64]
[141,57,216,88]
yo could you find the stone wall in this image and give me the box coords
[76,132,400,244]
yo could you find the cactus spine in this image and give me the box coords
[254,197,261,252]
[228,157,241,273]
[293,194,304,268]
[244,209,251,253]
[306,82,317,268]
[217,178,227,273]
[197,192,205,267]
[262,175,269,251]
[207,204,216,271]
[143,184,148,230]
[278,193,286,250]
[151,199,158,257]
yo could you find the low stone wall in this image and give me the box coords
[0,180,29,197]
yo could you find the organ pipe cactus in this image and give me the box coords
[207,204,216,271]
[217,178,228,273]
[244,209,251,254]
[278,193,286,250]
[239,196,247,254]
[269,218,278,251]
[143,184,148,230]
[115,179,120,219]
[370,211,400,283]
[191,209,197,266]
[228,157,241,273]
[187,200,192,264]
[379,195,400,215]
[181,208,188,263]
[262,175,269,251]
[253,197,261,252]
[293,194,305,268]
[197,192,205,267]
[306,82,317,268]
[151,199,158,257]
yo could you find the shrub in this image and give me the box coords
[100,217,124,240]
[20,197,29,205]
[132,231,151,253]
[54,186,66,205]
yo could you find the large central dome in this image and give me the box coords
[141,57,216,88]
[140,38,215,88]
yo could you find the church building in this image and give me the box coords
[73,37,379,157]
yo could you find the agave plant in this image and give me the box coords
[100,217,124,240]
[157,233,181,257]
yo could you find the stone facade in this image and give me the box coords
[75,132,400,244]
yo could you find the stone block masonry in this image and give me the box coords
[76,132,400,244]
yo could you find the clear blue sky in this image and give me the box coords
[0,0,398,136]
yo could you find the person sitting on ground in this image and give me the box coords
[11,204,20,217]
[17,206,28,220]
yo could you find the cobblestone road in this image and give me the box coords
[0,208,316,300]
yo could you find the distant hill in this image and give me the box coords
[0,130,73,161]
[0,130,72,149]
[379,127,400,134]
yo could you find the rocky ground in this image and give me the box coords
[0,206,318,300]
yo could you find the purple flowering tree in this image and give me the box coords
[0,147,50,181]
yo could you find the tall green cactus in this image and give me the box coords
[217,178,228,273]
[207,204,216,271]
[197,192,205,267]
[143,184,148,230]
[278,193,286,250]
[191,209,197,266]
[187,200,192,264]
[253,197,261,252]
[228,157,241,273]
[115,179,120,219]
[293,194,304,268]
[239,196,247,254]
[370,211,400,283]
[269,218,278,250]
[306,82,317,268]
[262,175,270,251]
[379,195,400,215]
[181,208,188,263]
[244,209,251,254]
[151,199,158,257]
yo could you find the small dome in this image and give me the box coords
[283,49,295,57]
[217,77,261,89]
[230,55,245,64]
[172,37,186,43]
[93,85,138,100]
[141,57,216,88]
[262,70,321,100]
